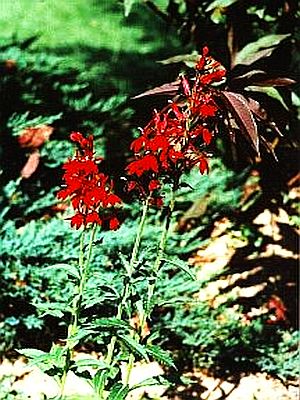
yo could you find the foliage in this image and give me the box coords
[0,1,298,398]
[258,330,300,381]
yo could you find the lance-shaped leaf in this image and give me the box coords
[107,383,130,400]
[132,80,180,99]
[33,301,71,318]
[45,263,80,280]
[146,345,176,369]
[161,256,196,280]
[118,334,149,361]
[246,97,283,137]
[220,91,259,155]
[230,70,267,88]
[235,34,290,66]
[92,317,132,331]
[75,358,108,370]
[245,86,289,110]
[158,53,199,67]
[250,77,296,87]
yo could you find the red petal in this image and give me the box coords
[199,158,209,174]
[109,217,120,230]
[202,128,213,145]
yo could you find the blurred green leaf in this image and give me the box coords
[45,263,80,280]
[235,34,290,66]
[245,86,289,110]
[206,0,239,12]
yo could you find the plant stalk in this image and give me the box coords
[60,224,96,399]
[125,186,176,386]
[97,198,150,397]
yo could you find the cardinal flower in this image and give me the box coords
[57,132,122,229]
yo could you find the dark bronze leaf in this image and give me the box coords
[132,80,180,99]
[246,97,283,137]
[250,77,296,87]
[220,91,259,155]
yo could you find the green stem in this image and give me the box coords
[146,186,175,318]
[60,224,97,399]
[97,198,150,397]
[125,186,176,386]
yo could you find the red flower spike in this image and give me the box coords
[125,49,227,198]
[58,132,122,230]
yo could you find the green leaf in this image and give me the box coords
[206,0,239,12]
[34,302,69,318]
[210,7,227,24]
[118,252,131,275]
[93,318,132,331]
[146,345,176,369]
[161,256,196,280]
[131,376,169,390]
[235,34,290,66]
[45,263,80,280]
[245,86,289,110]
[17,347,65,370]
[107,383,129,400]
[75,358,108,370]
[17,348,48,359]
[68,328,95,343]
[118,334,149,361]
[158,52,199,67]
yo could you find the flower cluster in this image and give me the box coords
[57,132,122,229]
[126,47,226,201]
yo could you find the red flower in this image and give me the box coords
[109,217,120,230]
[86,212,102,225]
[125,47,226,197]
[58,133,122,230]
[202,128,213,145]
[130,135,148,153]
[70,213,85,229]
[148,179,160,191]
[127,154,159,177]
[199,157,209,174]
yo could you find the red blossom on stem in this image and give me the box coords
[126,47,226,200]
[57,132,122,229]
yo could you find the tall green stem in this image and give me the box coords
[146,187,175,321]
[97,198,150,397]
[125,186,176,386]
[60,224,97,399]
